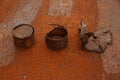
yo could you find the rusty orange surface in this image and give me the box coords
[0,0,119,80]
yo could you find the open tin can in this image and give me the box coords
[12,24,35,48]
[46,24,68,50]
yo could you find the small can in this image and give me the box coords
[12,24,35,48]
[46,24,68,50]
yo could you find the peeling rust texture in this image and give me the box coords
[12,24,35,48]
[46,24,68,50]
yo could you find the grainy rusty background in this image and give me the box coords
[0,0,119,80]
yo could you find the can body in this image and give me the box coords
[46,36,68,50]
[12,24,35,48]
[46,26,68,50]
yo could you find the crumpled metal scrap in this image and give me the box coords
[79,21,112,53]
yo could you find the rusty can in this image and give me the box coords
[12,24,35,48]
[46,24,68,50]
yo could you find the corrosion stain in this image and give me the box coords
[0,0,104,80]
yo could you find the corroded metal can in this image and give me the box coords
[12,24,35,48]
[46,24,68,50]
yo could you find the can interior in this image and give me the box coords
[47,27,67,40]
[12,24,34,39]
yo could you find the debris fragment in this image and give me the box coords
[79,21,112,53]
[79,21,94,50]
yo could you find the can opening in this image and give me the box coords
[46,27,67,40]
[12,24,34,39]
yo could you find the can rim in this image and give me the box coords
[46,27,68,41]
[12,24,34,39]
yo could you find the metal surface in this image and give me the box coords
[12,24,35,48]
[46,25,68,50]
[80,22,113,53]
